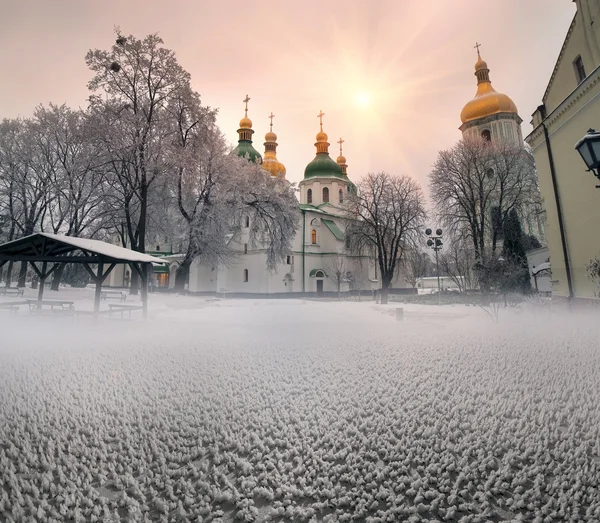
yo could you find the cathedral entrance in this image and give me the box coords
[316,280,324,296]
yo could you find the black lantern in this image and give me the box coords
[575,128,600,180]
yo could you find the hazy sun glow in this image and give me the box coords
[355,91,372,108]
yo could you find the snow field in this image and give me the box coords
[1,300,599,522]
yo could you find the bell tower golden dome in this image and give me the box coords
[459,43,523,144]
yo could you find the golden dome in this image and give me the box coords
[316,131,328,142]
[239,116,252,129]
[265,130,277,142]
[336,154,346,164]
[263,157,286,178]
[460,52,518,124]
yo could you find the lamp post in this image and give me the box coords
[575,128,600,187]
[425,228,443,305]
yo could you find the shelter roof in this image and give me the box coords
[0,233,168,264]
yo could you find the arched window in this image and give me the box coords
[481,129,491,142]
[243,269,249,282]
[322,187,329,203]
[245,216,250,228]
[339,189,344,204]
[315,270,325,278]
[307,188,312,204]
[311,229,317,244]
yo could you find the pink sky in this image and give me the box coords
[0,1,575,192]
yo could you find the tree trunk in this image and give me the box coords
[380,280,390,304]
[130,268,139,295]
[17,261,28,288]
[174,262,189,291]
[50,263,66,291]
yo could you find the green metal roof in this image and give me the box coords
[304,153,344,179]
[322,218,345,241]
[233,141,262,163]
[309,268,327,277]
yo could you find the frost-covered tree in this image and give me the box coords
[86,31,194,292]
[346,172,427,304]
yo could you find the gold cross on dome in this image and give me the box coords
[474,42,482,56]
[243,94,250,116]
[337,137,344,155]
[317,110,325,131]
[268,112,275,131]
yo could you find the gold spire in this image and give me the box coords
[460,46,518,124]
[315,110,329,153]
[263,112,286,178]
[239,94,253,131]
[336,137,348,175]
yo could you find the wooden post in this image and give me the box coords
[37,262,47,302]
[94,262,104,317]
[140,263,148,319]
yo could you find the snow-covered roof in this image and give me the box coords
[532,262,551,275]
[0,233,168,264]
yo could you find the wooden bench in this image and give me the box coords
[101,290,127,302]
[0,301,28,315]
[27,299,75,315]
[0,287,24,297]
[108,303,143,318]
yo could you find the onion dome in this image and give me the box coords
[262,112,286,179]
[232,94,262,163]
[336,137,348,176]
[460,47,518,124]
[304,111,344,179]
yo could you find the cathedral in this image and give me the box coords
[187,99,403,297]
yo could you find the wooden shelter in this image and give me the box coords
[0,233,168,317]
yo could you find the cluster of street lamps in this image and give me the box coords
[425,228,443,304]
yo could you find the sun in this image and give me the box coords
[355,91,371,108]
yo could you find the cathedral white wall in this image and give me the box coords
[299,178,348,207]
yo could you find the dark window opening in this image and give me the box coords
[322,187,329,203]
[482,129,491,142]
[307,188,312,204]
[574,56,586,84]
[243,269,249,282]
[245,216,250,228]
[339,189,344,204]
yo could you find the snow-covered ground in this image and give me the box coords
[1,290,599,522]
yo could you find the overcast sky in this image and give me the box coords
[0,1,575,192]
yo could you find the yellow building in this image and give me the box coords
[526,0,600,301]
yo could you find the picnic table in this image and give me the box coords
[0,301,28,315]
[27,299,75,314]
[108,303,143,318]
[0,287,24,297]
[101,290,127,302]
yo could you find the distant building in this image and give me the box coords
[526,0,600,301]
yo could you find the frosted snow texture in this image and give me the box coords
[1,300,599,522]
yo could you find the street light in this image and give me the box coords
[425,228,443,304]
[575,128,600,185]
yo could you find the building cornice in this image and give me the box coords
[526,64,600,147]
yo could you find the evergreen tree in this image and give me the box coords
[502,209,531,293]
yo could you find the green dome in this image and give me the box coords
[234,140,262,163]
[304,153,344,179]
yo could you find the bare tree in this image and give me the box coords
[429,137,539,264]
[346,172,427,304]
[86,32,194,293]
[438,235,478,292]
[401,249,429,289]
[327,254,351,300]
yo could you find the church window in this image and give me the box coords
[311,229,317,244]
[245,216,250,228]
[286,255,291,264]
[244,243,248,254]
[315,270,325,278]
[505,123,514,141]
[481,129,491,142]
[574,56,586,84]
[311,218,319,226]
[322,187,329,203]
[243,269,248,282]
[339,189,344,204]
[307,188,312,204]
